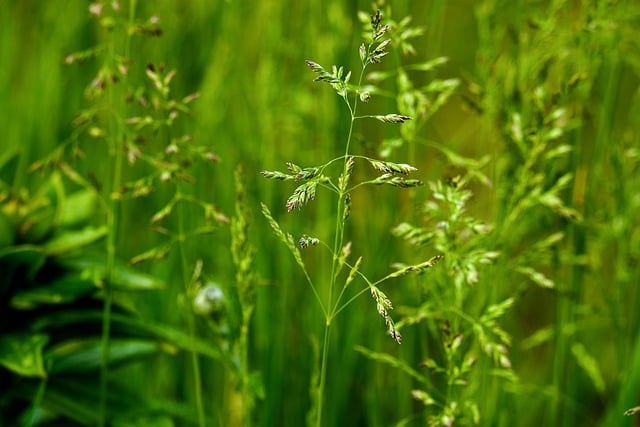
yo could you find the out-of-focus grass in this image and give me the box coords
[1,0,639,426]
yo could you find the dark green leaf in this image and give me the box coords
[0,244,46,281]
[0,333,49,377]
[33,310,222,361]
[46,338,168,374]
[56,253,165,290]
[10,274,96,309]
[112,414,176,427]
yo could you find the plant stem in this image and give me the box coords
[98,35,122,427]
[239,307,254,427]
[98,99,122,426]
[315,321,332,427]
[99,3,135,425]
[176,190,206,427]
[314,65,366,427]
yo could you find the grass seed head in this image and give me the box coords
[375,114,412,123]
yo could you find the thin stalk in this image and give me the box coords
[97,0,134,418]
[239,307,254,427]
[550,32,621,427]
[98,113,122,424]
[176,189,206,427]
[314,321,332,427]
[314,65,366,427]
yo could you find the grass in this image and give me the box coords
[1,0,640,426]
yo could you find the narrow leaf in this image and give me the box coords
[56,253,165,290]
[43,226,108,256]
[10,275,96,309]
[46,338,168,374]
[355,345,427,383]
[34,310,223,360]
[571,342,606,394]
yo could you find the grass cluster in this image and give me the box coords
[1,1,640,426]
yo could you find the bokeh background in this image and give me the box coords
[1,0,640,426]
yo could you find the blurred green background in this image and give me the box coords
[1,0,640,426]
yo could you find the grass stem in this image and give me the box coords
[99,3,136,425]
[176,189,206,427]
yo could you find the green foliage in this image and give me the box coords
[0,173,207,426]
[2,0,640,426]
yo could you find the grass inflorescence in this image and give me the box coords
[2,1,640,426]
[261,8,442,426]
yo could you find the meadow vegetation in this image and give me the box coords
[1,1,639,426]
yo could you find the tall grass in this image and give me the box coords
[1,0,640,426]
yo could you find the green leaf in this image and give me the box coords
[0,208,16,247]
[571,342,606,394]
[10,274,96,309]
[0,333,49,377]
[0,148,19,180]
[19,172,65,243]
[0,244,46,281]
[521,325,554,349]
[46,338,168,374]
[355,345,427,384]
[43,225,108,256]
[112,414,176,427]
[60,189,98,227]
[33,310,222,361]
[26,378,189,426]
[27,378,102,425]
[56,253,165,290]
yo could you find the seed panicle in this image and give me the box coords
[369,159,418,175]
[370,287,402,344]
[375,114,412,123]
[286,181,318,212]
